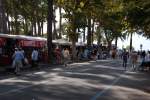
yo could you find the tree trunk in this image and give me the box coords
[2,0,7,34]
[47,0,53,63]
[14,10,19,35]
[71,13,77,62]
[31,21,34,36]
[10,0,15,34]
[91,19,95,45]
[53,19,57,39]
[22,19,25,34]
[41,20,44,36]
[97,26,102,58]
[37,21,41,36]
[24,18,29,35]
[0,0,2,32]
[59,6,62,38]
[97,30,101,47]
[97,37,102,59]
[83,27,86,42]
[11,18,14,34]
[14,16,18,34]
[41,11,44,36]
[33,20,37,36]
[0,0,7,34]
[87,18,92,46]
[72,39,76,61]
[6,13,11,34]
[130,32,133,52]
[108,41,112,51]
[23,19,26,34]
[53,6,57,39]
[115,37,118,48]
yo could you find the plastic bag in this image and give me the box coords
[12,60,16,68]
[24,58,29,64]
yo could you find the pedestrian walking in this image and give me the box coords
[112,49,116,59]
[20,48,28,66]
[144,51,150,70]
[141,51,146,62]
[91,49,97,61]
[63,48,70,67]
[12,48,24,75]
[130,51,138,71]
[83,47,88,60]
[31,48,39,68]
[139,51,147,71]
[122,49,128,70]
[54,46,61,64]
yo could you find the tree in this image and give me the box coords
[59,0,87,61]
[84,0,103,46]
[94,0,125,50]
[47,0,53,63]
[122,0,150,47]
[52,5,58,39]
[55,0,64,39]
[58,6,62,38]
[0,0,7,34]
[3,0,47,35]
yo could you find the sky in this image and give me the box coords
[116,34,150,51]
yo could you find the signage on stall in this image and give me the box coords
[19,40,46,47]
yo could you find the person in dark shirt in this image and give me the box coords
[141,51,146,62]
[122,49,128,70]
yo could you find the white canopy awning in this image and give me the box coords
[76,42,87,46]
[52,39,71,45]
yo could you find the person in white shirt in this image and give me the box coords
[31,48,39,68]
[84,48,89,59]
[145,52,150,62]
[63,48,70,67]
[12,48,24,75]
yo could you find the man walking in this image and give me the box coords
[31,48,39,68]
[122,49,128,70]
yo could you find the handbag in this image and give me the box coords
[24,58,29,64]
[12,60,16,68]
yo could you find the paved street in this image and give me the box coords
[0,59,150,100]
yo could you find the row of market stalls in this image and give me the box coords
[0,33,87,66]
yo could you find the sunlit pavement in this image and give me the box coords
[0,59,150,100]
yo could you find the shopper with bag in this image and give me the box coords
[12,48,24,75]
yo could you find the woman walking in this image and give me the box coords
[12,48,24,75]
[63,48,70,67]
[130,51,138,71]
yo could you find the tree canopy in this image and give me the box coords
[0,0,149,48]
